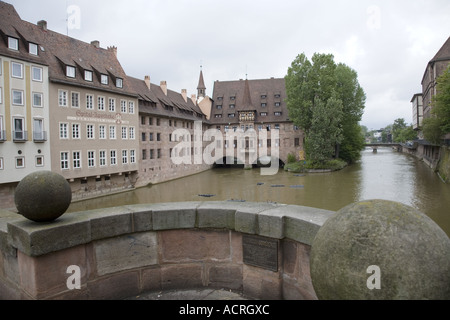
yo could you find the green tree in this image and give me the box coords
[339,123,365,163]
[392,118,407,142]
[285,52,366,164]
[305,96,343,163]
[423,64,450,143]
[423,117,443,145]
[396,125,417,143]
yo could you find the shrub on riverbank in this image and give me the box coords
[284,159,348,173]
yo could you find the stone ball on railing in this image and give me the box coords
[310,199,450,300]
[14,171,72,223]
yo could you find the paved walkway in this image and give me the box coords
[126,288,251,300]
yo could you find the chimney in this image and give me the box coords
[91,40,100,48]
[37,20,47,31]
[191,94,197,103]
[181,89,188,103]
[160,81,167,96]
[108,46,117,57]
[144,76,151,90]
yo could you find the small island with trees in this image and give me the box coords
[283,52,366,173]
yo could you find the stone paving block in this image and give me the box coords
[88,271,140,300]
[124,204,153,232]
[151,202,199,230]
[196,202,236,229]
[87,207,133,240]
[161,263,203,290]
[17,245,88,299]
[160,229,230,263]
[7,215,91,256]
[94,232,158,276]
[207,264,243,290]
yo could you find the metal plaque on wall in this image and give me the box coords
[242,234,278,272]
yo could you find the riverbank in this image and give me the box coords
[284,159,348,173]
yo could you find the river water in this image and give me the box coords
[67,147,450,237]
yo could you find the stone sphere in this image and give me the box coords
[15,171,72,222]
[310,199,450,300]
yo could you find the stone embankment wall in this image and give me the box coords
[0,201,334,300]
[437,146,450,183]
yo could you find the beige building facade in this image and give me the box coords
[130,76,211,187]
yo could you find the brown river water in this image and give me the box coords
[67,147,450,237]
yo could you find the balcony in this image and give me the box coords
[13,131,28,142]
[33,131,48,142]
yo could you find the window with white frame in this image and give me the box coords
[87,124,95,139]
[8,37,18,50]
[29,43,38,55]
[121,100,127,113]
[99,150,106,166]
[33,118,45,141]
[98,96,105,111]
[13,118,25,140]
[121,126,127,139]
[87,151,95,168]
[116,78,123,88]
[128,101,135,114]
[101,74,108,85]
[130,150,136,164]
[16,157,25,169]
[59,90,68,107]
[109,98,115,112]
[12,90,24,105]
[71,92,80,108]
[109,125,116,139]
[66,65,76,78]
[129,127,135,140]
[0,157,4,170]
[0,116,4,140]
[11,62,23,78]
[99,125,106,139]
[33,92,43,108]
[60,152,69,170]
[84,70,93,82]
[59,123,68,139]
[122,150,128,164]
[32,66,43,82]
[110,150,117,165]
[0,87,2,104]
[72,123,80,139]
[86,94,93,109]
[73,151,81,169]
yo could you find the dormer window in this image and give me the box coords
[8,37,19,50]
[116,78,123,88]
[101,74,108,85]
[84,70,93,82]
[29,43,38,55]
[66,65,76,78]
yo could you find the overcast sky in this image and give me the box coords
[5,0,450,130]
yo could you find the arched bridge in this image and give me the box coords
[365,143,402,152]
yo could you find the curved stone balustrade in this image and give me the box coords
[0,201,334,300]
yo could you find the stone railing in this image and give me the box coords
[0,201,334,300]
